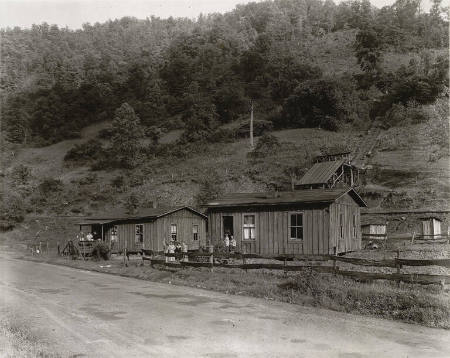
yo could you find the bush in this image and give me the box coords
[38,178,63,196]
[64,140,104,162]
[235,120,273,138]
[97,127,114,139]
[91,242,110,260]
[208,128,236,143]
[248,133,281,158]
[0,194,25,230]
[384,102,430,127]
[11,164,32,185]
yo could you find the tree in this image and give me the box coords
[110,103,143,168]
[354,25,383,74]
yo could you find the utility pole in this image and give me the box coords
[250,101,254,149]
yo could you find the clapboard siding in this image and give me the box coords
[208,204,338,255]
[109,208,206,252]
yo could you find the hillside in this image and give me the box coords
[0,0,449,243]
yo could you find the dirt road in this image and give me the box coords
[0,256,449,357]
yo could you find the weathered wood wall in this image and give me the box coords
[208,204,332,255]
[151,209,207,251]
[329,195,361,253]
[103,209,206,252]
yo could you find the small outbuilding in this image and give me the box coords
[361,221,387,237]
[421,217,442,238]
[78,206,207,253]
[206,188,367,255]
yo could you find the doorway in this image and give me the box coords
[222,216,234,238]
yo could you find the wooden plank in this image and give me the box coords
[396,258,450,267]
[333,256,396,267]
[338,270,450,285]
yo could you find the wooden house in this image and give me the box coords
[421,217,442,238]
[78,207,207,253]
[206,188,367,255]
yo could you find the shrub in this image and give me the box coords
[64,140,104,162]
[249,133,281,158]
[111,175,126,191]
[235,120,273,138]
[78,173,98,185]
[11,164,32,185]
[91,242,110,260]
[208,128,236,143]
[97,127,114,139]
[38,178,63,196]
[0,194,25,230]
[195,171,222,205]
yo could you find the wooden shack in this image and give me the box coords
[295,152,359,190]
[361,222,387,236]
[206,188,367,255]
[78,207,207,253]
[421,217,442,238]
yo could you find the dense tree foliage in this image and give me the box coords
[1,0,448,146]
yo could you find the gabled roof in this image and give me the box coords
[206,188,367,209]
[296,160,345,186]
[78,206,206,225]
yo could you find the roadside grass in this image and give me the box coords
[23,253,450,330]
[0,315,59,358]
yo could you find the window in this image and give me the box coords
[111,226,118,236]
[170,224,177,241]
[289,213,303,240]
[352,215,357,237]
[193,225,199,241]
[135,224,143,243]
[340,214,344,239]
[243,215,256,240]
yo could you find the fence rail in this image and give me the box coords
[138,248,450,287]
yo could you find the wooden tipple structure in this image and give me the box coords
[295,152,359,190]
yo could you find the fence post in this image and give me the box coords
[124,248,128,267]
[396,249,401,287]
[46,241,49,256]
[57,242,60,256]
[411,231,415,244]
[283,257,287,276]
[209,245,214,272]
[39,241,42,255]
[333,247,338,275]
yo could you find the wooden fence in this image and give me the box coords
[362,232,450,246]
[138,248,450,287]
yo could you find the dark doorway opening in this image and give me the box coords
[222,216,234,237]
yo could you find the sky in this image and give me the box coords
[0,0,446,30]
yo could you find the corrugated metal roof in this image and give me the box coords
[297,160,344,186]
[206,188,366,208]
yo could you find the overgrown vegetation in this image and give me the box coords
[1,0,448,147]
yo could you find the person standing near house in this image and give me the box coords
[168,240,176,262]
[230,235,236,253]
[86,232,93,241]
[224,232,230,252]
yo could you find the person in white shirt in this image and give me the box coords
[224,233,230,252]
[230,235,236,253]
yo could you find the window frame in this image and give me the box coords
[288,211,304,241]
[135,224,144,244]
[193,224,199,241]
[242,213,256,241]
[170,224,177,241]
